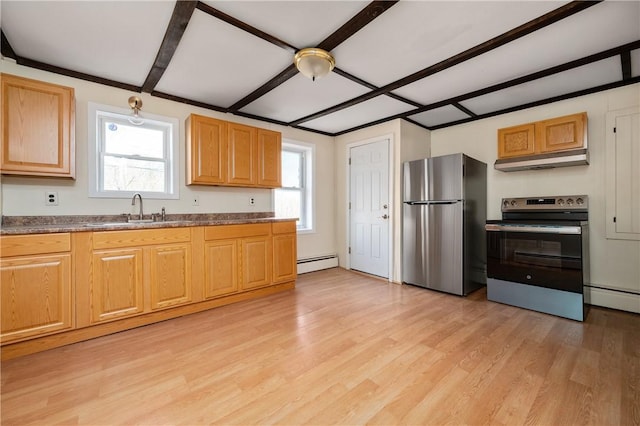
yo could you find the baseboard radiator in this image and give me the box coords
[297,254,339,274]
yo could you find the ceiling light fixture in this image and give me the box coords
[128,96,144,125]
[294,48,335,81]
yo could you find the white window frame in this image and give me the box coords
[88,101,179,199]
[275,140,315,233]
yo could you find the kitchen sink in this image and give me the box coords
[83,220,191,228]
[83,222,133,227]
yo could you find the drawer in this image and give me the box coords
[205,223,271,240]
[93,228,191,249]
[272,221,296,235]
[1,233,71,257]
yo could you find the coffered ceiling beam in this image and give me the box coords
[621,51,632,80]
[290,0,602,126]
[331,39,640,136]
[1,31,17,60]
[333,68,423,108]
[228,1,399,112]
[453,103,476,118]
[196,1,297,53]
[316,1,399,51]
[142,1,198,93]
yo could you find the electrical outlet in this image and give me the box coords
[46,191,58,206]
[192,196,200,206]
[249,197,255,206]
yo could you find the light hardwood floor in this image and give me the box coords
[1,268,639,425]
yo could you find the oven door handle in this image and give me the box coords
[485,224,582,234]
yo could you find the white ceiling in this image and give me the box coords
[2,1,639,136]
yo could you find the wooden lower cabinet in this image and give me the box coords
[1,253,73,343]
[1,222,297,359]
[240,236,272,290]
[84,228,193,325]
[204,239,238,298]
[272,222,297,284]
[203,221,296,295]
[149,243,192,310]
[92,248,144,323]
[0,233,74,344]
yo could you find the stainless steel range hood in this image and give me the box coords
[494,148,589,172]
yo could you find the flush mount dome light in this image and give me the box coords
[294,48,335,81]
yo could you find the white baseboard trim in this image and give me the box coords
[585,286,639,314]
[297,254,339,274]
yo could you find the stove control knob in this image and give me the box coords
[510,200,517,207]
[503,200,510,208]
[576,197,584,205]
[557,198,565,206]
[567,198,574,205]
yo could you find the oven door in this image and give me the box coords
[485,223,584,293]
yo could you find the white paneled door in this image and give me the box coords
[349,139,390,278]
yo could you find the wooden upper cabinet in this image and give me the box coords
[497,123,535,158]
[537,112,587,153]
[186,114,281,188]
[186,114,227,185]
[227,122,257,186]
[257,129,282,188]
[497,112,587,159]
[1,73,75,178]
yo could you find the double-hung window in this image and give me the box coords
[275,142,313,232]
[88,102,179,199]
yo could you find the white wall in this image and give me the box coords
[334,119,430,282]
[0,59,336,261]
[431,84,640,313]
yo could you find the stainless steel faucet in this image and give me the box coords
[131,193,143,220]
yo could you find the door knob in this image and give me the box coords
[381,214,389,219]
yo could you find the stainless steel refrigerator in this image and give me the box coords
[402,153,487,295]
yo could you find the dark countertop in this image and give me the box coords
[0,213,296,235]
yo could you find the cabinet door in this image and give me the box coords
[91,248,143,323]
[273,234,297,283]
[240,236,272,290]
[149,244,192,310]
[497,123,535,158]
[1,254,72,343]
[537,112,586,153]
[204,239,239,298]
[1,73,75,178]
[227,122,256,186]
[257,129,281,188]
[187,114,227,185]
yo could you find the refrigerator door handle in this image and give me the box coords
[404,200,461,206]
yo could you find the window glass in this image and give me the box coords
[103,156,166,192]
[88,102,178,199]
[275,142,313,232]
[281,150,302,188]
[103,119,164,158]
